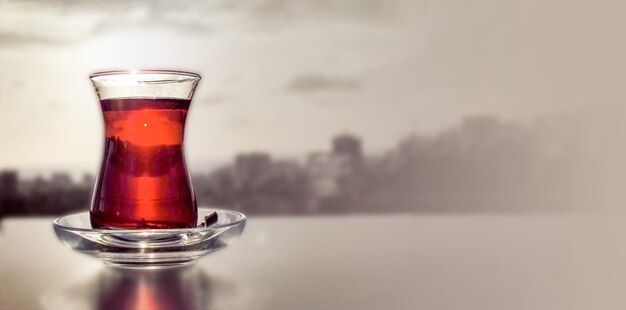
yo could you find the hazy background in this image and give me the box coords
[1,0,625,217]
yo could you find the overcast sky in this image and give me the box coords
[0,0,624,173]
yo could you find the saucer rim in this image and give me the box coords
[53,207,246,234]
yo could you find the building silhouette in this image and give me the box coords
[234,152,272,187]
[0,171,18,198]
[332,134,362,160]
[0,171,19,218]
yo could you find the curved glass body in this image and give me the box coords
[89,70,200,229]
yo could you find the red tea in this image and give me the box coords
[90,98,197,229]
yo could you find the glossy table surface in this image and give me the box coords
[2,213,626,310]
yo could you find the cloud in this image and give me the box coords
[0,33,65,46]
[0,2,109,44]
[0,0,398,45]
[0,1,211,45]
[244,0,399,22]
[286,74,359,93]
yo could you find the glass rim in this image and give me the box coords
[90,69,201,80]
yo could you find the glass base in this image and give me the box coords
[103,260,196,270]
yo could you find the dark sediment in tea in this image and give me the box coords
[90,98,197,229]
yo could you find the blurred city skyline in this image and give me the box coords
[3,107,607,217]
[0,109,575,180]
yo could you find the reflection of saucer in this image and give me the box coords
[53,208,246,269]
[41,267,256,310]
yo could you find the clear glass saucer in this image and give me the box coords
[53,208,246,269]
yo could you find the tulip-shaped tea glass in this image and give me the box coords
[53,70,246,269]
[90,70,200,229]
